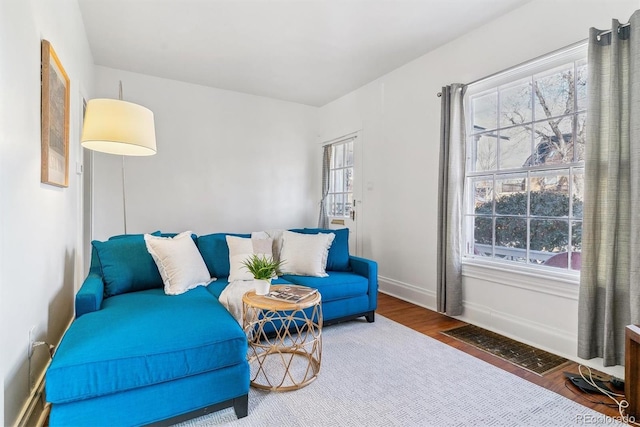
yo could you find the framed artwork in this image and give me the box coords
[41,39,70,187]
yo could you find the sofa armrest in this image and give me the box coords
[349,256,378,311]
[75,273,104,318]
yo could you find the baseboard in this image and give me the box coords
[378,274,576,357]
[376,274,626,377]
[16,368,50,427]
[378,275,436,311]
[457,300,625,378]
[15,316,73,427]
[458,299,577,359]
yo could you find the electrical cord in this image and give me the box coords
[27,341,54,395]
[577,365,639,426]
[578,365,625,397]
[32,341,54,358]
[564,380,618,407]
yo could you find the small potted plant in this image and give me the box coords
[242,254,285,295]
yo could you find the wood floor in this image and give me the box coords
[376,292,623,419]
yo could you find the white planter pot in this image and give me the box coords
[254,279,271,296]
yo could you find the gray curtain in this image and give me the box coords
[318,145,332,228]
[578,11,640,366]
[437,84,466,316]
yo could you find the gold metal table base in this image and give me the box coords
[242,287,322,391]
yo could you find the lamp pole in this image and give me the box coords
[119,81,128,234]
[122,155,128,234]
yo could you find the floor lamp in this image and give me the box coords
[81,85,157,234]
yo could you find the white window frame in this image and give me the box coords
[326,137,355,219]
[462,42,588,284]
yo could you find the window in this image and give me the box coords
[465,46,587,272]
[327,138,354,218]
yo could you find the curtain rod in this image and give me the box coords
[436,38,588,97]
[436,22,631,98]
[321,132,358,146]
[596,21,630,41]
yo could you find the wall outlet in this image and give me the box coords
[28,325,37,359]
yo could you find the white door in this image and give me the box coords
[325,134,360,255]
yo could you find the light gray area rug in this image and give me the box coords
[176,316,623,426]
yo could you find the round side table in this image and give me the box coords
[242,285,322,391]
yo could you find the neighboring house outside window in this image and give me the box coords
[464,45,587,272]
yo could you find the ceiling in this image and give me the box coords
[78,0,530,107]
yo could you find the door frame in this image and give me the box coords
[320,130,363,257]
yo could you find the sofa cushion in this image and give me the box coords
[48,365,249,427]
[46,287,247,404]
[92,232,163,297]
[290,228,351,271]
[197,233,250,278]
[281,271,368,302]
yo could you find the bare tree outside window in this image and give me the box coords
[466,57,586,271]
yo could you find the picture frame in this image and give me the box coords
[41,39,70,187]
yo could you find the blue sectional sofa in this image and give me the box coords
[46,229,378,426]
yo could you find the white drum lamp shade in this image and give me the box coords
[81,98,157,156]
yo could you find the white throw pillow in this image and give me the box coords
[267,229,286,264]
[279,230,335,277]
[144,231,213,295]
[252,229,285,264]
[227,235,273,281]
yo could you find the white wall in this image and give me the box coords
[91,67,319,240]
[318,0,639,377]
[0,0,94,424]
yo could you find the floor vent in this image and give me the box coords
[442,324,570,376]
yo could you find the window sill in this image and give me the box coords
[462,257,580,300]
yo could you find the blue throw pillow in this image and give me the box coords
[196,233,250,278]
[290,228,351,271]
[108,231,160,240]
[159,232,198,243]
[93,232,163,297]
